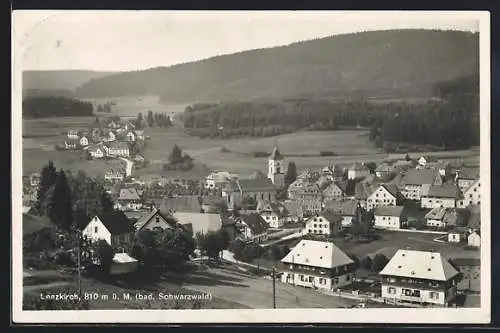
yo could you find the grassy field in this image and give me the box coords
[21,95,479,179]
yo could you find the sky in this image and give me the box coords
[13,11,480,72]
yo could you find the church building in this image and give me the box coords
[268,147,285,188]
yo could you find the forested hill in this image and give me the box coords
[74,29,478,102]
[182,74,479,150]
[23,70,118,91]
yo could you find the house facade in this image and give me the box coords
[80,136,89,147]
[400,169,442,201]
[347,163,370,180]
[29,173,41,187]
[366,184,404,211]
[322,181,348,201]
[323,199,361,227]
[82,212,135,251]
[280,240,356,291]
[457,179,481,208]
[104,168,126,183]
[67,129,79,139]
[108,142,130,157]
[380,249,461,306]
[134,208,177,231]
[373,206,406,230]
[303,210,342,237]
[455,167,480,192]
[421,185,461,209]
[89,145,107,159]
[235,213,269,243]
[468,231,481,247]
[257,201,288,228]
[425,207,465,229]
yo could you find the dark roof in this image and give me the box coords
[160,196,202,213]
[258,201,288,217]
[269,148,284,160]
[402,169,439,186]
[96,211,135,235]
[426,185,461,199]
[23,213,53,236]
[318,209,343,223]
[324,200,359,216]
[239,213,269,235]
[451,258,480,267]
[373,206,405,217]
[135,208,177,231]
[456,167,480,180]
[380,183,405,201]
[236,178,277,192]
[224,179,240,192]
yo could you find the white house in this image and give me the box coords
[380,249,461,306]
[373,206,406,230]
[366,183,404,211]
[116,188,143,211]
[257,201,288,228]
[455,167,480,192]
[468,231,481,247]
[280,240,356,291]
[235,213,269,243]
[104,168,126,183]
[108,142,130,157]
[79,136,89,147]
[303,210,343,237]
[425,207,465,229]
[457,179,481,208]
[418,155,439,167]
[421,185,461,209]
[67,129,79,139]
[126,131,136,142]
[88,144,106,159]
[347,162,370,180]
[82,212,135,251]
[205,171,234,190]
[400,169,442,201]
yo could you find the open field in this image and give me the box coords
[21,99,479,179]
[83,95,187,119]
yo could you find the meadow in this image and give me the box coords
[21,95,480,179]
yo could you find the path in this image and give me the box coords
[118,157,134,177]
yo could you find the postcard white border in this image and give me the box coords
[12,10,491,324]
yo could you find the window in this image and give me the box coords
[333,277,339,284]
[388,287,396,294]
[94,226,98,233]
[156,216,160,223]
[314,224,317,228]
[430,292,439,299]
[346,274,350,281]
[308,229,312,233]
[309,276,314,283]
[300,275,304,281]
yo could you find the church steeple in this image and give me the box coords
[268,146,285,187]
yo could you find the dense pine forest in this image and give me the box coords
[23,96,94,118]
[182,75,479,150]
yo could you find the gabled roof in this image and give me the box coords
[269,147,284,160]
[402,168,440,186]
[175,212,222,236]
[376,163,395,172]
[94,211,135,235]
[109,142,129,150]
[373,183,404,201]
[379,249,459,281]
[281,240,354,269]
[426,185,461,199]
[118,188,141,201]
[160,196,202,213]
[257,200,288,217]
[238,213,269,235]
[349,162,369,172]
[455,167,480,180]
[463,179,481,194]
[324,200,359,216]
[324,181,348,194]
[425,207,449,220]
[314,209,343,224]
[226,178,277,192]
[373,206,405,217]
[135,208,178,231]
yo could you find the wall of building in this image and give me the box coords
[421,197,456,209]
[374,215,401,230]
[281,272,352,290]
[381,284,447,305]
[82,217,112,245]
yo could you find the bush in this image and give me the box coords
[371,253,389,272]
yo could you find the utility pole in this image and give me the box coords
[272,267,276,309]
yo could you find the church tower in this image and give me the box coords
[268,147,285,187]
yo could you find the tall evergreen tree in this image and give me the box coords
[47,170,73,231]
[36,161,58,214]
[284,161,298,187]
[169,144,183,164]
[147,110,154,127]
[136,112,143,129]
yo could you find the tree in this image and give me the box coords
[36,161,58,214]
[284,161,298,187]
[196,230,229,260]
[405,153,411,161]
[147,110,154,127]
[169,145,183,164]
[372,253,389,273]
[268,244,283,262]
[91,240,115,275]
[46,170,73,231]
[347,253,360,269]
[360,256,373,271]
[239,243,264,262]
[136,112,144,129]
